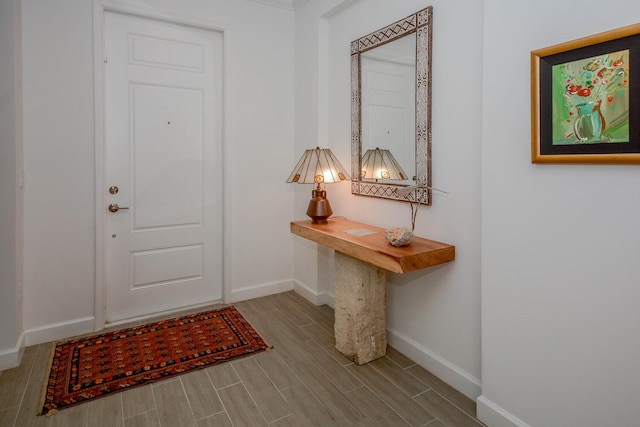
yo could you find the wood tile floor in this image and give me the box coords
[0,291,485,427]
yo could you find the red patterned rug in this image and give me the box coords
[39,305,269,416]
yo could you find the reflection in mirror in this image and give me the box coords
[360,34,415,186]
[351,7,433,204]
[360,147,408,181]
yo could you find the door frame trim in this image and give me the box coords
[93,0,232,330]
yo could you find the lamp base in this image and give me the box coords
[307,188,332,224]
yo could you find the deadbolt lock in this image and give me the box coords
[109,186,119,194]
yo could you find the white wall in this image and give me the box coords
[290,0,345,306]
[21,0,295,344]
[15,1,640,422]
[294,0,483,398]
[480,1,640,426]
[0,0,24,370]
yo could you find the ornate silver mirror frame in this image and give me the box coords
[351,6,433,205]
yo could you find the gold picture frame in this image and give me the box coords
[531,23,640,164]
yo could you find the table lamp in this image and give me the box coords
[286,147,350,224]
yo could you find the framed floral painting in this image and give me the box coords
[531,24,640,163]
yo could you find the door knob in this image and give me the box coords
[108,203,129,213]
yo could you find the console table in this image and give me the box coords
[290,218,455,364]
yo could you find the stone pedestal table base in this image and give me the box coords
[290,218,455,365]
[334,252,387,365]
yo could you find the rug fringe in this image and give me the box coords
[233,305,274,351]
[37,342,58,416]
[44,409,58,417]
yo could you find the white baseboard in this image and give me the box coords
[229,280,294,303]
[477,395,530,427]
[291,284,480,401]
[0,332,25,370]
[24,317,95,347]
[293,280,334,308]
[386,326,482,400]
[21,281,292,347]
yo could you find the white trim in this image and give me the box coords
[221,24,234,306]
[0,332,25,370]
[477,395,531,427]
[93,0,232,30]
[293,279,334,307]
[93,0,107,332]
[293,284,479,398]
[229,280,294,303]
[92,0,232,330]
[291,286,478,400]
[24,317,95,347]
[386,326,482,400]
[104,300,223,329]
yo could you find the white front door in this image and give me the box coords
[104,11,223,324]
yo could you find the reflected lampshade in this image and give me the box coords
[360,147,408,181]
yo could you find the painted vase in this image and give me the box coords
[574,99,605,143]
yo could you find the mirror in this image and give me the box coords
[351,7,433,204]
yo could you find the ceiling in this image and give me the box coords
[248,0,309,10]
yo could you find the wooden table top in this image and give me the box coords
[290,218,455,274]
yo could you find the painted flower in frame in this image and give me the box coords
[551,49,630,144]
[563,53,628,102]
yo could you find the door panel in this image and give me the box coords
[104,11,223,323]
[132,84,204,229]
[131,245,203,288]
[129,34,205,72]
